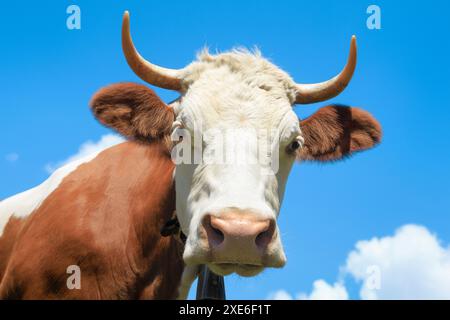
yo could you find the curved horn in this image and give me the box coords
[295,36,357,104]
[122,11,182,90]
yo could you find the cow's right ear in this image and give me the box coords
[90,82,174,142]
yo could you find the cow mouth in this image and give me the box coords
[208,262,264,277]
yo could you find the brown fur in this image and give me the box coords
[90,83,174,142]
[0,217,24,285]
[299,105,382,161]
[0,141,183,299]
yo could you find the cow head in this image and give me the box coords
[90,12,381,277]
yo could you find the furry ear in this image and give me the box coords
[298,105,382,161]
[90,83,174,142]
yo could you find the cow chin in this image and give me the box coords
[183,248,286,277]
[208,263,265,277]
[182,236,287,277]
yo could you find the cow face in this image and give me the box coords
[90,12,382,277]
[170,52,304,276]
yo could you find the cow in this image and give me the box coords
[0,11,381,299]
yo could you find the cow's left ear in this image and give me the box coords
[298,105,382,162]
[90,82,174,142]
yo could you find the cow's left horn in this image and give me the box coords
[294,36,357,104]
[122,11,182,91]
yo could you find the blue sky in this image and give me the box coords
[1,1,450,299]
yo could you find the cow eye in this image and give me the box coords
[286,139,302,154]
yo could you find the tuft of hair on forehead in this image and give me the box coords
[180,47,298,103]
[196,46,262,62]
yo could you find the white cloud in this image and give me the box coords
[268,281,348,300]
[268,224,450,300]
[267,290,294,300]
[45,134,125,173]
[344,224,450,300]
[5,152,19,163]
[297,280,348,300]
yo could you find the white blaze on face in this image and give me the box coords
[172,50,302,273]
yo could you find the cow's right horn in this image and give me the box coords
[122,11,183,91]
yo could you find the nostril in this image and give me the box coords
[255,220,275,249]
[202,215,225,248]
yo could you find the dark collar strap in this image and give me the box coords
[160,214,187,244]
